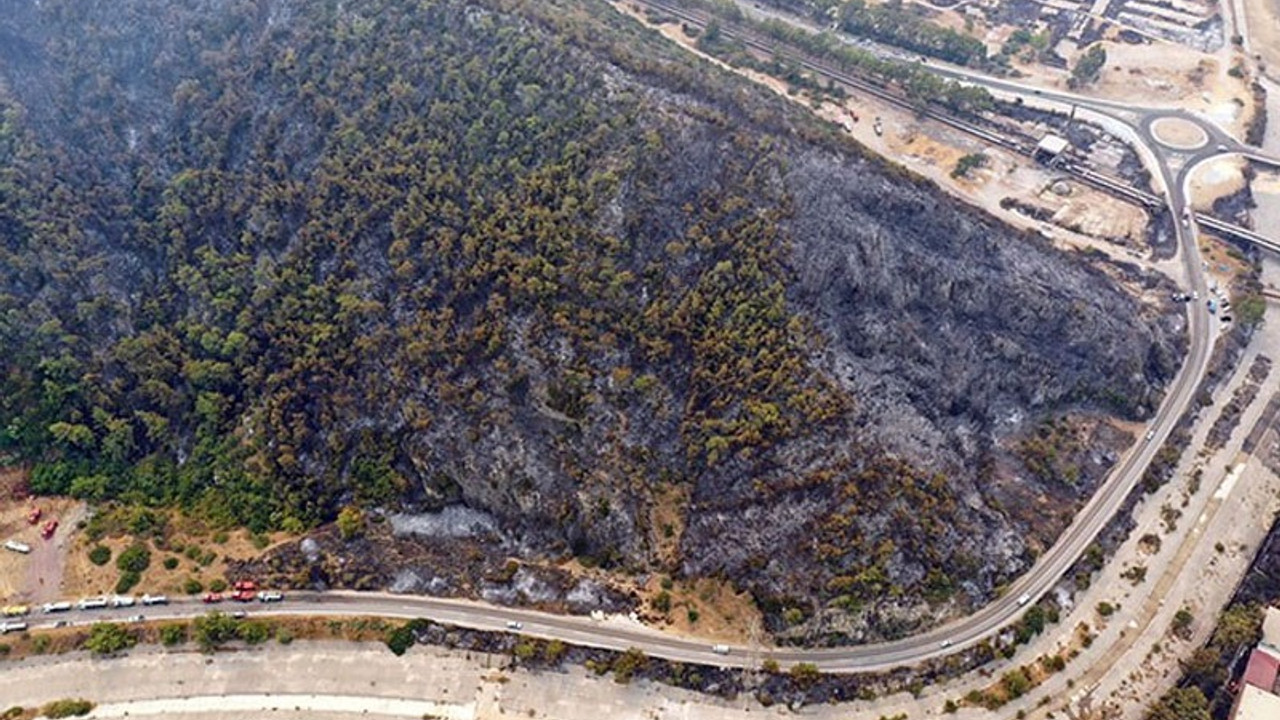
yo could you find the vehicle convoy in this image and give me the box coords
[3,539,31,554]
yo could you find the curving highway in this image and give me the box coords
[5,2,1257,677]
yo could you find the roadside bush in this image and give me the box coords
[160,624,187,646]
[40,699,94,718]
[87,545,111,566]
[276,628,294,645]
[238,621,271,645]
[83,622,136,656]
[115,570,141,594]
[116,544,151,573]
[183,578,204,595]
[193,612,240,651]
[209,578,228,593]
[1,707,24,720]
[385,623,415,656]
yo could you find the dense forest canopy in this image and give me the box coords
[0,0,1180,635]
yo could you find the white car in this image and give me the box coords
[506,620,523,630]
[1015,593,1032,606]
[4,539,32,554]
[140,594,168,606]
[257,591,283,603]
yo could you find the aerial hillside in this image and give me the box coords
[0,0,1182,639]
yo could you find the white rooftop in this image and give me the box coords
[1037,135,1070,155]
[1262,606,1280,649]
[1234,683,1280,720]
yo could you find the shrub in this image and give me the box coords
[1097,601,1116,617]
[160,624,187,646]
[209,578,228,593]
[276,628,294,645]
[87,545,111,566]
[40,699,94,718]
[238,621,271,645]
[115,570,141,594]
[84,622,137,656]
[183,578,205,595]
[385,624,415,656]
[193,612,240,651]
[116,544,151,573]
[163,556,179,570]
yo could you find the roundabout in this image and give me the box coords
[1150,116,1210,150]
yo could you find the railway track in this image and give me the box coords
[628,0,1274,249]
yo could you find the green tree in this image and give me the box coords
[116,544,151,573]
[1146,687,1210,720]
[193,612,241,651]
[87,545,111,566]
[40,700,94,718]
[1070,45,1107,88]
[336,506,363,540]
[83,622,136,656]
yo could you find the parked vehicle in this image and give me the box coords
[232,580,258,602]
[2,605,29,617]
[140,594,169,606]
[202,592,224,604]
[257,590,283,603]
[26,507,42,524]
[42,602,72,614]
[0,621,28,634]
[4,539,31,554]
[40,519,58,539]
[77,596,108,610]
[111,595,136,608]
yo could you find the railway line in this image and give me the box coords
[632,0,1273,249]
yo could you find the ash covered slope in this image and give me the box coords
[0,0,1180,637]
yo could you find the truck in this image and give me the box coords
[140,594,169,606]
[2,605,29,617]
[711,644,731,655]
[42,601,72,614]
[231,580,258,602]
[111,595,136,608]
[77,596,108,610]
[4,539,31,554]
[0,621,28,634]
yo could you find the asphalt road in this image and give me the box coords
[2,4,1244,676]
